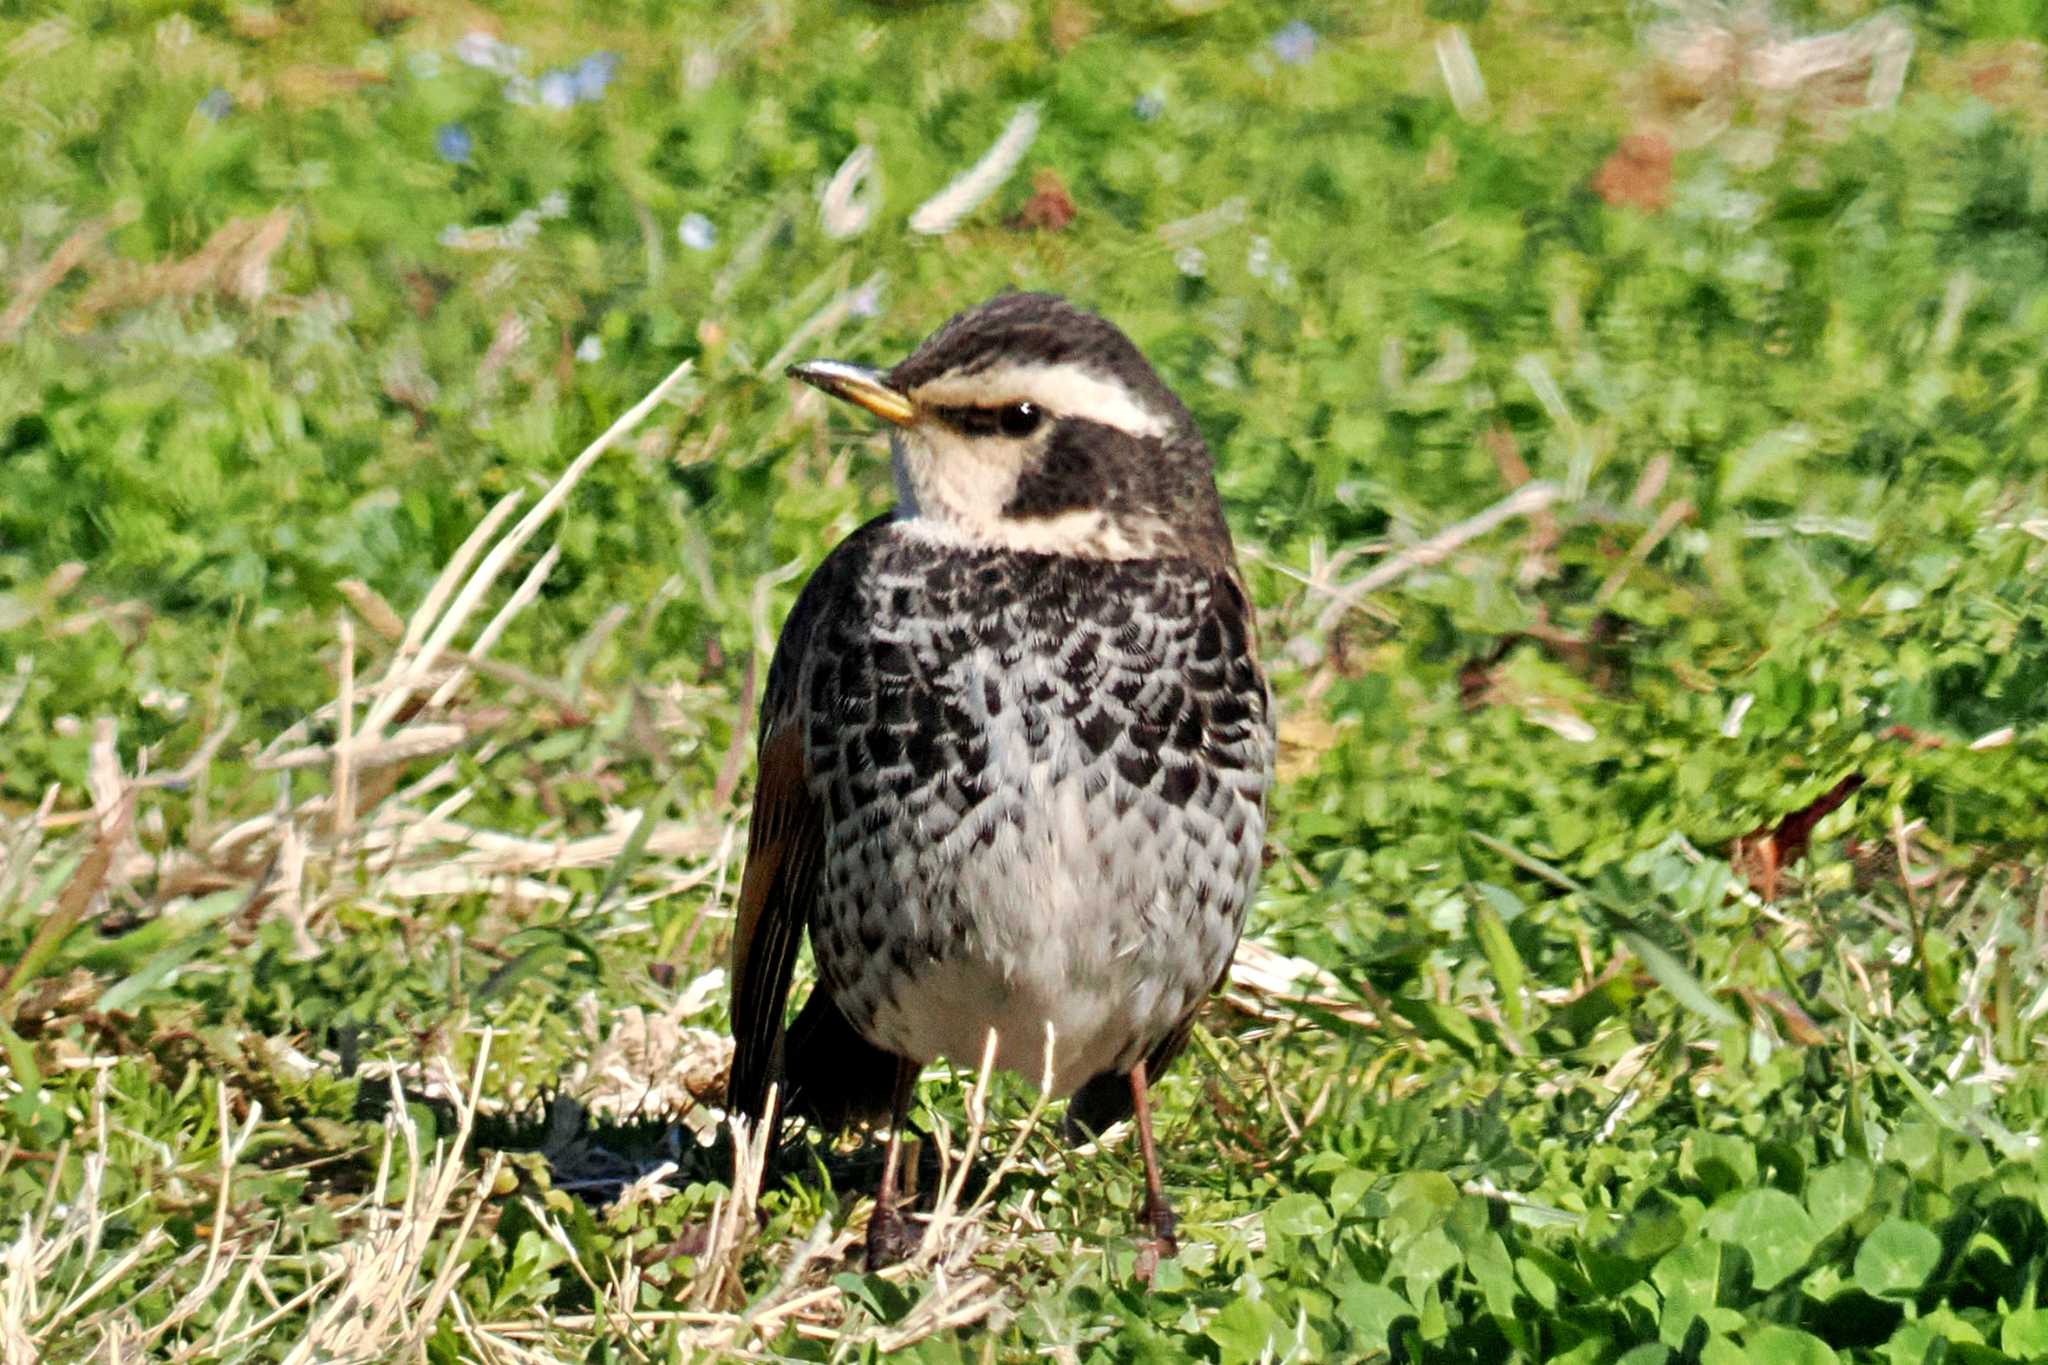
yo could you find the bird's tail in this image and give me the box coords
[1060,1014,1203,1144]
[781,990,902,1130]
[1062,1069,1135,1142]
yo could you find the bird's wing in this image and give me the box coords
[725,516,900,1128]
[724,709,824,1126]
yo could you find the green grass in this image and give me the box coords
[4,0,2048,1359]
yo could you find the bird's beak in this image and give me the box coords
[786,360,917,427]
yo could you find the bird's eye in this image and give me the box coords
[997,402,1042,438]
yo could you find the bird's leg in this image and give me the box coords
[864,1056,922,1271]
[1128,1060,1179,1283]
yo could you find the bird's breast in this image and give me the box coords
[799,538,1273,1093]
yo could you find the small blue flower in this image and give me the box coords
[435,123,473,164]
[1133,90,1165,122]
[538,68,578,110]
[678,213,717,251]
[572,51,620,102]
[196,87,234,121]
[1271,19,1317,66]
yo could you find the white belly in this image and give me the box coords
[841,703,1252,1097]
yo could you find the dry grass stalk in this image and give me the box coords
[0,1071,272,1363]
[69,209,294,325]
[1647,2,1915,149]
[1310,482,1561,635]
[424,543,561,712]
[283,1030,502,1363]
[0,204,139,342]
[690,1095,776,1313]
[356,359,692,744]
[908,104,1039,235]
[333,614,357,835]
[454,1040,1053,1358]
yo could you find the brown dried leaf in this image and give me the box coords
[1009,169,1077,232]
[1732,773,1866,900]
[1593,131,1673,213]
[1050,0,1095,52]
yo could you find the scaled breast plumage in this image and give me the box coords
[762,515,1273,1092]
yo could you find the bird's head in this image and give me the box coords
[788,292,1232,562]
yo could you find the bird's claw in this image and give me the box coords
[1132,1202,1179,1286]
[864,1206,921,1271]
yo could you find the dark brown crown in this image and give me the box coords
[889,293,1190,430]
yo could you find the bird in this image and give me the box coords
[724,291,1274,1273]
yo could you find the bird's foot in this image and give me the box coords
[864,1205,921,1271]
[1132,1201,1180,1286]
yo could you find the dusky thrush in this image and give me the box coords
[726,292,1275,1270]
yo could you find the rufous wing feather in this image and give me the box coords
[725,721,822,1125]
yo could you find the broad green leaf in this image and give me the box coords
[1805,1159,1873,1236]
[1265,1193,1334,1240]
[1206,1297,1283,1365]
[1690,1132,1759,1199]
[1386,1171,1460,1234]
[1609,1188,1689,1262]
[1328,1169,1373,1218]
[1472,881,1527,924]
[1517,1255,1558,1312]
[1700,1338,1749,1365]
[1884,1308,1987,1365]
[1467,832,1736,1027]
[1618,928,1739,1029]
[833,1272,912,1324]
[1653,1239,1722,1305]
[1722,1188,1818,1290]
[1396,1227,1461,1292]
[2000,1307,2048,1357]
[0,1025,40,1095]
[1336,1284,1413,1356]
[1853,1219,1942,1297]
[1465,1230,1519,1319]
[1743,1325,1837,1365]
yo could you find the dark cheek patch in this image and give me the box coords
[1002,419,1128,520]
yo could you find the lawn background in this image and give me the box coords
[3,1,2047,1360]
